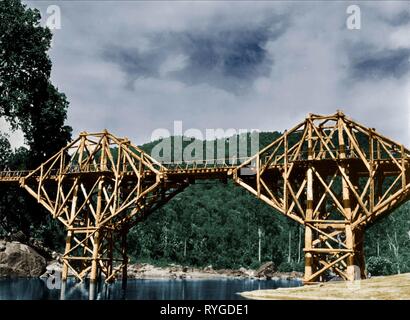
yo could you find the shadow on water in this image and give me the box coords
[0,278,302,300]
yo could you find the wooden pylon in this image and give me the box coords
[234,111,410,282]
[18,131,174,282]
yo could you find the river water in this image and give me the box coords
[0,278,302,300]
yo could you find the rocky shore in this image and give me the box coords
[0,240,303,281]
[126,262,302,281]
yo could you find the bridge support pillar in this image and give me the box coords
[345,224,355,281]
[121,231,128,290]
[346,226,366,280]
[60,227,129,285]
[62,230,73,281]
[355,229,367,278]
[303,223,367,283]
[304,166,314,281]
[90,230,101,283]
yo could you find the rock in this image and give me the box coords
[182,266,188,273]
[50,251,63,263]
[0,241,46,277]
[289,271,303,279]
[215,268,245,277]
[232,271,245,277]
[46,261,62,272]
[27,239,53,260]
[255,261,276,279]
[40,261,63,278]
[0,241,6,252]
[169,267,179,273]
[204,265,213,272]
[128,263,143,273]
[239,267,251,277]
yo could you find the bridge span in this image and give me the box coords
[0,111,409,285]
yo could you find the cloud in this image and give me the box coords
[16,0,410,149]
[101,17,287,93]
[350,48,410,80]
[159,53,188,77]
[169,27,277,93]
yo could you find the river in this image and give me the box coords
[0,278,302,300]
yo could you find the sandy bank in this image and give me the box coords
[240,273,410,300]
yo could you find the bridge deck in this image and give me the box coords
[0,157,407,184]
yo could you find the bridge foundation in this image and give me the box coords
[61,227,128,284]
[303,223,366,283]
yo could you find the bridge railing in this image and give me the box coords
[262,148,366,165]
[0,170,32,180]
[160,157,252,171]
[262,148,408,166]
[65,163,108,173]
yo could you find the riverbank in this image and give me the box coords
[42,261,303,281]
[240,273,410,300]
[1,240,303,280]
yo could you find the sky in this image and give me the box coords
[5,1,410,147]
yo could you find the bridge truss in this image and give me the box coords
[235,111,410,282]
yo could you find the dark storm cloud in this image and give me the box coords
[102,48,161,79]
[350,48,410,80]
[101,17,288,93]
[172,27,276,92]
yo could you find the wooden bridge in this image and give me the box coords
[0,111,409,285]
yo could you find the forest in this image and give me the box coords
[0,0,409,277]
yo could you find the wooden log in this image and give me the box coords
[304,165,314,281]
[122,231,128,289]
[90,230,100,283]
[62,230,73,281]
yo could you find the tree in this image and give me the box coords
[0,0,71,166]
[0,133,11,170]
[365,202,410,275]
[0,0,71,246]
[366,256,393,276]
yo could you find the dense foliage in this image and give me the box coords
[128,180,304,271]
[0,0,71,242]
[0,0,71,166]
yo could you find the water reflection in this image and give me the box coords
[0,278,302,300]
